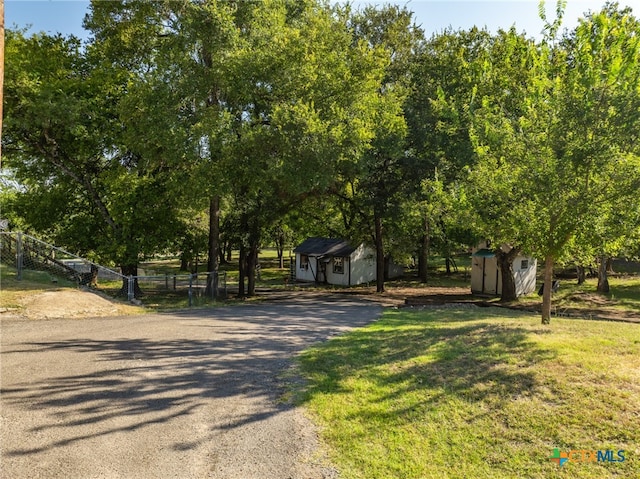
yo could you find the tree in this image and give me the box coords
[468,3,640,323]
[406,28,492,282]
[0,0,4,162]
[268,220,294,269]
[333,4,423,292]
[83,0,393,298]
[85,0,243,296]
[572,192,640,293]
[2,30,187,295]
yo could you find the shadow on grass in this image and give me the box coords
[607,281,640,310]
[298,308,557,420]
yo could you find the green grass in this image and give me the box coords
[0,264,144,315]
[140,249,294,293]
[516,276,640,316]
[0,264,77,308]
[297,308,640,479]
[609,277,640,309]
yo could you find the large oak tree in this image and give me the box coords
[3,30,186,295]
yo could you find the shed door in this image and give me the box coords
[483,256,499,295]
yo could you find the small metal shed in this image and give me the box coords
[470,243,537,297]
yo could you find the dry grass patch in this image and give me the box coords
[1,265,143,319]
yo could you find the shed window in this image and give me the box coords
[520,259,529,270]
[300,254,309,270]
[333,257,344,274]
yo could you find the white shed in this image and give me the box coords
[470,242,537,297]
[293,237,403,286]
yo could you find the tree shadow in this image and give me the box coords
[608,282,640,310]
[298,307,558,425]
[0,299,382,459]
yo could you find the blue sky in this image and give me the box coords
[5,1,638,40]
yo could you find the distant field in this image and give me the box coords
[297,307,640,479]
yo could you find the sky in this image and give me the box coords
[5,0,640,41]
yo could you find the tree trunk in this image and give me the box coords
[120,264,142,299]
[275,230,285,269]
[576,264,586,285]
[180,251,189,271]
[218,243,226,265]
[246,242,259,297]
[597,256,610,293]
[206,196,220,297]
[90,264,99,286]
[193,253,199,274]
[443,227,452,275]
[207,196,220,272]
[541,255,554,324]
[496,247,519,302]
[606,257,614,274]
[607,257,615,274]
[237,244,246,298]
[418,216,429,283]
[374,213,385,293]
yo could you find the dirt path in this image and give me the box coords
[0,295,382,479]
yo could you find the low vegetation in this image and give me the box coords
[297,307,640,479]
[513,276,640,320]
[0,264,76,309]
[0,264,143,317]
[552,277,640,311]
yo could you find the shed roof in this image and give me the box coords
[293,237,356,257]
[472,248,496,258]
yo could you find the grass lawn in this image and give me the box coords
[297,307,640,479]
[0,264,77,308]
[553,276,640,311]
[513,276,640,319]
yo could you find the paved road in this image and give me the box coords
[0,294,382,479]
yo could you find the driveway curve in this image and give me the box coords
[1,293,382,479]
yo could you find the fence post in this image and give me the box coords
[173,274,177,291]
[16,232,23,280]
[222,271,227,299]
[188,274,193,307]
[206,271,218,300]
[127,275,134,302]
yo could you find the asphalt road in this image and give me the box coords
[0,294,382,479]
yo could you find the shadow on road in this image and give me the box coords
[1,297,381,461]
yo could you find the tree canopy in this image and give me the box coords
[467,3,640,322]
[3,0,640,314]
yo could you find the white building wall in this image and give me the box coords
[513,256,537,296]
[295,244,382,286]
[295,253,316,282]
[325,257,350,286]
[471,255,500,295]
[349,244,376,285]
[470,255,484,293]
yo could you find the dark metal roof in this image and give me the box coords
[293,237,356,257]
[472,248,496,258]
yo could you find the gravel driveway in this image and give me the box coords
[0,293,382,479]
